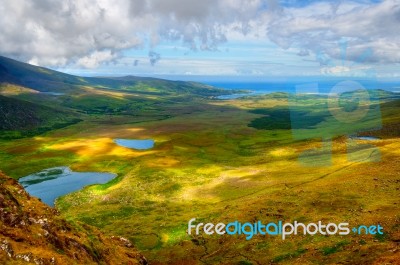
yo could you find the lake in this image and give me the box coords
[204,78,400,96]
[40,92,65,96]
[353,136,380,141]
[19,167,116,207]
[114,139,154,150]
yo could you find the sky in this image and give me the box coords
[0,0,399,79]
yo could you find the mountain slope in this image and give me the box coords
[0,56,84,93]
[0,56,230,97]
[0,171,147,264]
[0,55,234,137]
[0,95,81,139]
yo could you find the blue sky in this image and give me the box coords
[64,39,319,78]
[1,0,399,79]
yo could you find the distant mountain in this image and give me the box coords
[0,55,230,97]
[0,171,147,264]
[0,55,235,138]
[0,56,85,93]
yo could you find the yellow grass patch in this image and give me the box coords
[0,83,39,95]
[49,137,156,159]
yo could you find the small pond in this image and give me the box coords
[40,92,65,96]
[352,136,380,141]
[114,139,154,150]
[19,167,116,207]
[216,92,256,99]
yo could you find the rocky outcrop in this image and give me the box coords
[0,171,147,264]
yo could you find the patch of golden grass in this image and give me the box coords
[49,137,156,159]
[210,97,288,110]
[0,83,39,95]
[269,147,297,158]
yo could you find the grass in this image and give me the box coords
[272,248,307,263]
[0,89,399,264]
[0,94,82,139]
[321,241,349,256]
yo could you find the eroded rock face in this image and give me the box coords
[0,171,147,265]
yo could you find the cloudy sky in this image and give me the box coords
[0,0,399,78]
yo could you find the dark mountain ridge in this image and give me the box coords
[0,55,230,96]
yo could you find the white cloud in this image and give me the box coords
[76,50,117,68]
[321,66,351,75]
[0,0,266,67]
[0,0,144,66]
[0,0,399,72]
[267,0,400,64]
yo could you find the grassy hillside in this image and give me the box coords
[0,95,82,139]
[0,56,232,97]
[0,55,236,139]
[0,171,147,264]
[0,56,84,93]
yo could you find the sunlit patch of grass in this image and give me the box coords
[160,224,189,246]
[49,137,157,158]
[144,157,181,167]
[0,83,39,95]
[81,86,136,100]
[269,147,296,158]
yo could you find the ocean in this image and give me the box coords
[202,79,400,95]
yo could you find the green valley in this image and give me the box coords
[0,56,399,264]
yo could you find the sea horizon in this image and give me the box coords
[202,79,400,96]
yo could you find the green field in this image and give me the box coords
[0,57,399,264]
[1,95,399,264]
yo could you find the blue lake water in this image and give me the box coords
[204,78,400,98]
[353,136,380,140]
[216,91,258,99]
[19,167,116,207]
[114,139,154,150]
[40,92,65,96]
